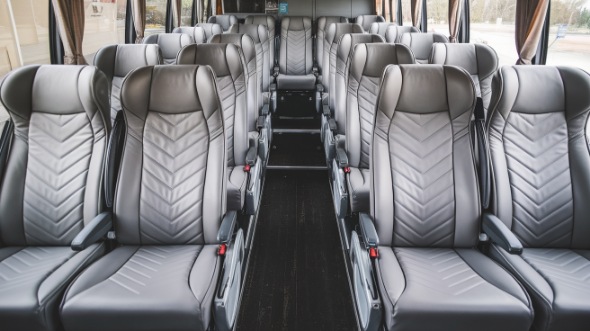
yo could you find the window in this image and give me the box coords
[83,0,127,63]
[546,0,590,72]
[401,0,413,26]
[469,0,518,66]
[180,0,193,26]
[146,0,167,36]
[376,0,396,22]
[427,0,448,33]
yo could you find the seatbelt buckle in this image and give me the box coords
[218,243,227,256]
[369,247,379,259]
[343,166,351,174]
[243,164,251,172]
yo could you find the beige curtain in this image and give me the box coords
[448,0,463,42]
[172,0,182,27]
[51,0,86,64]
[411,0,423,29]
[515,0,550,64]
[131,0,146,43]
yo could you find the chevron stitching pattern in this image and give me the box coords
[357,76,380,168]
[504,112,573,247]
[522,249,590,295]
[390,112,455,247]
[110,77,124,122]
[286,30,308,75]
[24,113,93,245]
[140,112,208,245]
[0,247,74,294]
[107,246,202,295]
[394,248,487,296]
[216,75,243,166]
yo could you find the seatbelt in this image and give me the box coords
[0,120,14,189]
[474,97,490,210]
[104,111,126,209]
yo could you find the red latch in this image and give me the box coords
[369,247,379,259]
[218,243,227,256]
[343,166,351,173]
[243,164,251,172]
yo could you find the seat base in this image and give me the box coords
[276,74,316,90]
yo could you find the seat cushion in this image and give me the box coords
[0,245,105,331]
[276,74,316,90]
[228,166,248,211]
[378,247,533,331]
[347,167,370,212]
[490,245,590,331]
[61,245,220,331]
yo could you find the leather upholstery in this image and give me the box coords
[354,15,385,32]
[94,44,162,122]
[371,65,533,331]
[399,32,449,63]
[487,66,590,331]
[0,65,110,331]
[177,44,249,211]
[143,33,193,64]
[276,16,316,90]
[430,43,498,115]
[368,22,396,37]
[60,65,226,331]
[345,44,414,212]
[207,14,238,31]
[172,26,207,44]
[316,16,349,74]
[194,23,223,41]
[384,25,420,43]
[244,15,276,68]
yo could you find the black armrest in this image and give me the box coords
[261,104,269,116]
[71,212,112,251]
[245,145,257,166]
[328,118,337,131]
[482,213,523,254]
[322,105,331,117]
[335,144,349,168]
[359,213,379,248]
[217,211,238,243]
[257,115,266,130]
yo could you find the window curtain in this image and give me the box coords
[172,0,182,27]
[51,0,86,64]
[448,0,462,42]
[411,0,422,29]
[515,0,549,64]
[131,0,146,43]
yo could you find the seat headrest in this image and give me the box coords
[94,44,162,79]
[337,33,385,62]
[280,16,312,31]
[316,16,349,30]
[430,43,498,78]
[172,26,207,44]
[350,43,415,79]
[143,33,193,62]
[176,43,243,79]
[399,32,449,62]
[384,25,420,43]
[325,23,364,44]
[230,23,269,44]
[195,23,223,40]
[209,33,256,66]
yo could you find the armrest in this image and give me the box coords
[359,213,379,248]
[273,66,279,77]
[322,105,331,117]
[217,211,238,244]
[316,83,324,93]
[257,115,266,130]
[71,212,112,251]
[482,213,523,254]
[328,118,337,131]
[245,144,257,166]
[261,103,269,116]
[335,144,349,168]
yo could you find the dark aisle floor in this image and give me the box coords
[268,133,325,167]
[236,170,357,331]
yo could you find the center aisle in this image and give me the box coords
[236,170,357,331]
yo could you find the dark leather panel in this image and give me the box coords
[207,14,238,31]
[143,33,193,64]
[399,32,449,63]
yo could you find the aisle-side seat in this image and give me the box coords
[399,32,448,63]
[208,14,238,31]
[177,44,262,215]
[350,64,534,331]
[275,16,316,91]
[143,33,192,64]
[195,23,223,41]
[316,16,349,82]
[0,65,111,331]
[486,65,590,331]
[172,26,207,44]
[61,65,244,331]
[355,14,385,32]
[384,25,420,43]
[244,15,276,70]
[368,22,396,37]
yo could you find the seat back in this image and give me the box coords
[334,33,384,134]
[228,24,271,96]
[143,33,193,64]
[488,66,590,249]
[114,65,226,245]
[208,14,238,31]
[355,15,385,32]
[94,44,162,122]
[244,15,276,67]
[346,44,414,169]
[0,65,110,246]
[369,22,397,37]
[399,32,449,63]
[210,33,259,131]
[430,43,498,116]
[371,65,478,248]
[177,44,248,168]
[195,23,223,41]
[384,25,420,43]
[316,16,349,74]
[323,23,363,98]
[172,26,207,44]
[278,16,313,76]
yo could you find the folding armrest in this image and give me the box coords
[71,212,113,251]
[217,211,238,244]
[335,143,349,168]
[482,213,523,254]
[359,213,379,248]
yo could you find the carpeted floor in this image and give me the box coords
[267,133,326,167]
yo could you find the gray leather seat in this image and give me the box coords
[244,15,276,69]
[172,26,207,44]
[430,43,498,115]
[93,44,162,122]
[195,23,223,41]
[177,44,253,212]
[208,14,238,31]
[275,16,316,90]
[399,32,449,63]
[357,64,533,331]
[486,66,590,331]
[0,65,110,331]
[384,25,420,43]
[316,16,349,80]
[60,65,231,331]
[143,33,193,64]
[344,44,414,213]
[354,14,385,32]
[368,22,396,37]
